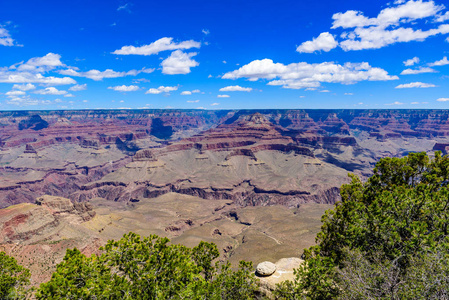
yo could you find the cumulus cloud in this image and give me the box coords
[15,53,65,72]
[202,29,210,35]
[59,67,153,81]
[0,71,76,85]
[181,89,201,95]
[403,56,420,66]
[217,94,230,98]
[161,50,199,75]
[108,85,140,92]
[187,100,200,103]
[5,90,26,96]
[34,87,67,95]
[0,54,76,86]
[0,26,17,46]
[222,58,398,89]
[437,97,449,101]
[6,95,44,106]
[112,37,200,55]
[428,56,449,66]
[297,32,338,53]
[436,11,449,22]
[219,85,253,92]
[395,81,437,88]
[299,0,449,52]
[400,67,437,75]
[69,84,87,91]
[145,85,178,94]
[211,103,219,106]
[12,83,35,91]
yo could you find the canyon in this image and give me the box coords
[1,109,448,285]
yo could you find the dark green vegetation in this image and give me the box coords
[276,152,449,299]
[35,233,259,299]
[0,252,30,300]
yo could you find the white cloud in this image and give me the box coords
[0,54,76,86]
[16,53,65,72]
[0,26,16,46]
[211,103,219,106]
[145,85,178,94]
[400,67,437,75]
[344,92,353,95]
[385,101,404,105]
[64,93,75,97]
[437,97,449,101]
[187,100,200,103]
[34,87,67,95]
[59,67,153,81]
[108,85,139,92]
[69,84,87,91]
[5,90,26,96]
[411,101,420,104]
[181,89,201,95]
[117,3,131,12]
[300,1,449,52]
[12,83,35,91]
[161,50,199,75]
[403,56,419,66]
[6,95,41,106]
[219,85,253,92]
[112,37,200,55]
[217,94,230,98]
[0,71,76,85]
[202,29,210,35]
[395,81,437,88]
[436,11,449,22]
[297,32,338,53]
[222,58,398,89]
[428,56,449,66]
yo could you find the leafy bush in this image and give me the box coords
[36,233,259,299]
[0,251,30,300]
[275,152,449,299]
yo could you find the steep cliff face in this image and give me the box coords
[0,109,448,208]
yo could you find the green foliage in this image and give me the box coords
[36,232,259,299]
[0,252,30,300]
[276,152,449,299]
[336,246,449,299]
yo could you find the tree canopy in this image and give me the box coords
[36,232,259,299]
[0,251,30,300]
[275,152,449,299]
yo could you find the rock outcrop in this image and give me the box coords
[256,257,304,299]
[256,261,277,276]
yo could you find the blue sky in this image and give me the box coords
[0,0,448,110]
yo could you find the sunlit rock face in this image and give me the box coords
[0,109,448,208]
